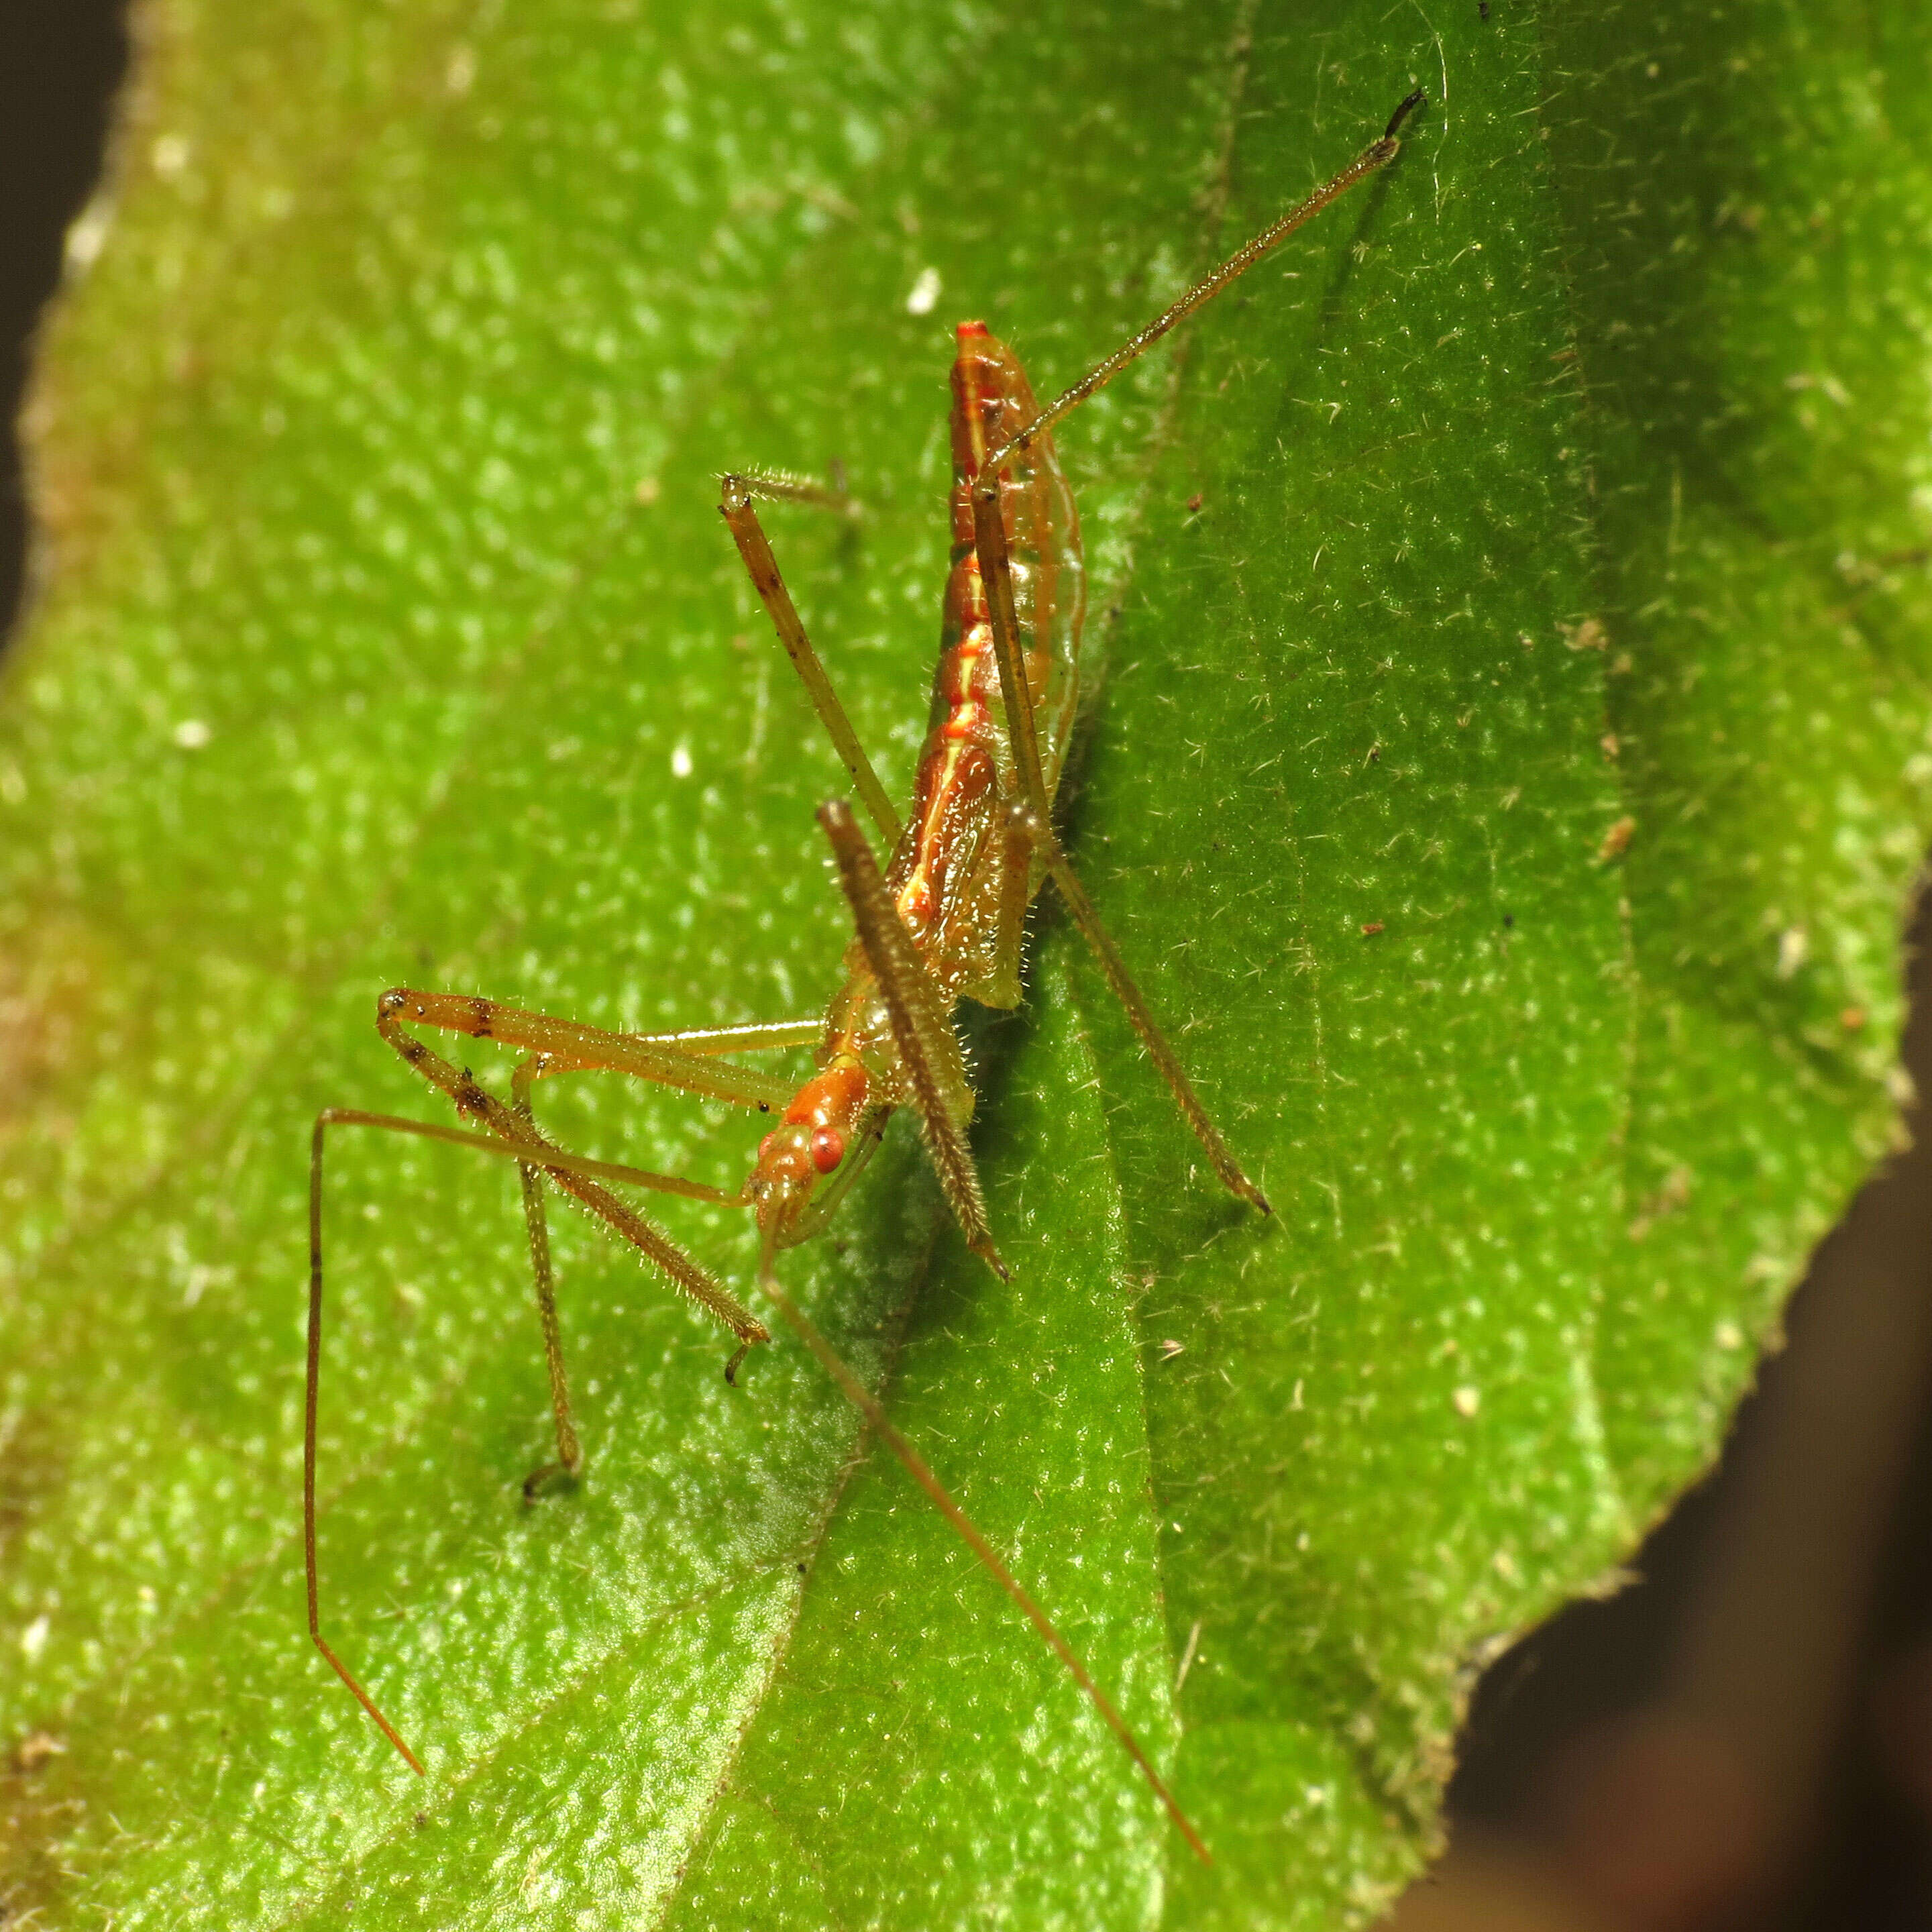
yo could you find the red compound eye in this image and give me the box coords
[810,1126,845,1175]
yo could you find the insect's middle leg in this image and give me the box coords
[972,489,1271,1216]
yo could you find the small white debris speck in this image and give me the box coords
[446,45,477,95]
[1452,1386,1481,1418]
[173,718,211,750]
[20,1615,50,1662]
[1715,1322,1743,1350]
[906,267,942,317]
[152,134,191,178]
[1776,926,1808,978]
[64,203,112,273]
[1785,370,1851,407]
[670,743,693,779]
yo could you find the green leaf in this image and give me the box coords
[4,1,1928,1926]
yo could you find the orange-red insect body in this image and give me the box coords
[902,320,1084,945]
[749,323,1083,1247]
[306,93,1422,1842]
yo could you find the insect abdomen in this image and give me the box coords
[889,324,1084,994]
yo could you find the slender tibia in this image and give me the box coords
[815,800,1006,1278]
[1037,833,1270,1214]
[511,1058,581,1497]
[973,488,1047,813]
[979,89,1426,477]
[306,1113,425,1776]
[753,1223,1210,1864]
[973,490,1271,1216]
[720,476,904,851]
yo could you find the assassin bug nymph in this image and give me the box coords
[305,90,1425,1860]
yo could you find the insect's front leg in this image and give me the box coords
[718,474,904,852]
[814,801,1006,1279]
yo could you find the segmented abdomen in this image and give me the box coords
[886,321,1085,999]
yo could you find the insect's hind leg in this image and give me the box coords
[974,89,1425,478]
[973,491,1271,1216]
[509,1055,581,1499]
[953,95,1433,1210]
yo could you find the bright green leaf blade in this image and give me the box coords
[4,1,1929,1929]
[1542,1,1932,1500]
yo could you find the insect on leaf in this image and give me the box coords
[4,1,1931,1928]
